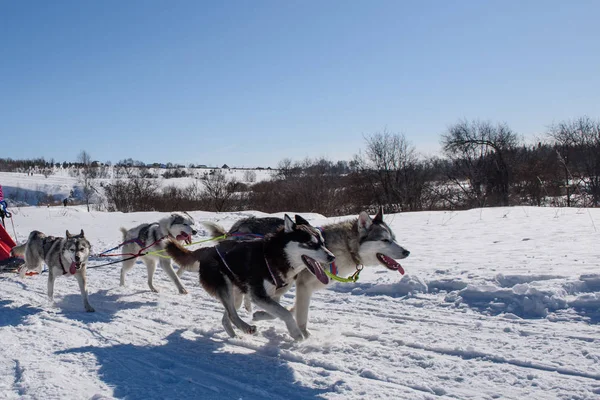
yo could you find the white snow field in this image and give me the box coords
[1,205,599,399]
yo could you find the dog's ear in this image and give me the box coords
[373,206,384,223]
[80,229,85,237]
[66,230,72,238]
[284,214,295,233]
[357,211,373,235]
[183,211,195,223]
[294,215,310,226]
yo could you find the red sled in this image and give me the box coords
[0,223,24,272]
[0,223,16,261]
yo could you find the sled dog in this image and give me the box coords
[11,230,94,312]
[228,216,286,237]
[201,207,410,336]
[166,214,335,340]
[175,216,285,278]
[120,212,197,294]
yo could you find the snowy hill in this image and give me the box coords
[0,205,599,399]
[0,167,276,206]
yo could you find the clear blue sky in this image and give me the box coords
[2,1,599,168]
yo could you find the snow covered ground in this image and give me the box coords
[1,205,599,399]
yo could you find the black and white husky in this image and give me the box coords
[11,230,94,312]
[120,212,197,294]
[200,207,410,336]
[166,215,335,340]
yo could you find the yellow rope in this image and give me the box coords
[145,234,228,258]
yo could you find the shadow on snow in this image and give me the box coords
[0,299,43,327]
[58,329,329,400]
[56,289,159,323]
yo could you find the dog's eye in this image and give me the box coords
[70,249,76,253]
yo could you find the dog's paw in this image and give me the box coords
[85,305,95,312]
[301,328,311,339]
[179,288,188,295]
[288,325,304,341]
[150,287,160,293]
[245,325,257,335]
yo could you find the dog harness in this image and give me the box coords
[58,256,76,275]
[263,253,288,289]
[59,256,68,275]
[214,244,288,290]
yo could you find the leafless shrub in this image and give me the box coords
[243,170,257,183]
[200,171,243,212]
[248,158,352,216]
[162,169,189,179]
[75,150,99,212]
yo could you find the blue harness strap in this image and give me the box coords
[0,200,11,218]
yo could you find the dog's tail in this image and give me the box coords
[165,239,199,267]
[119,227,128,241]
[201,221,228,239]
[10,243,27,257]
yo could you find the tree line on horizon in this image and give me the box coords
[1,116,599,216]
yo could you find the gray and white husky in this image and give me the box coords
[166,215,335,340]
[120,212,197,294]
[228,216,286,237]
[200,207,410,336]
[11,230,94,312]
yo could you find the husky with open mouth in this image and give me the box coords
[202,207,410,337]
[11,229,94,312]
[166,214,335,340]
[120,212,197,294]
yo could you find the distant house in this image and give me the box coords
[221,164,230,169]
[198,165,208,168]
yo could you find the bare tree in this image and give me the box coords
[353,130,425,212]
[548,116,600,206]
[76,150,98,211]
[276,158,301,180]
[243,170,257,183]
[441,120,520,207]
[201,171,241,212]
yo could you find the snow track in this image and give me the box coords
[1,206,599,399]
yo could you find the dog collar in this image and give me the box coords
[329,261,338,275]
[324,264,363,283]
[317,226,363,282]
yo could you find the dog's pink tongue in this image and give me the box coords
[379,254,405,275]
[176,233,191,244]
[69,262,77,275]
[302,256,329,285]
